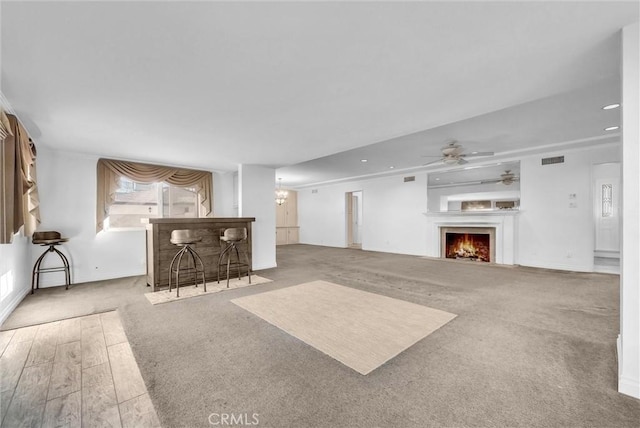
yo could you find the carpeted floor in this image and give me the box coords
[1,275,149,331]
[4,244,640,427]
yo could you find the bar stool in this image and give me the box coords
[31,231,71,294]
[217,228,251,288]
[168,230,206,297]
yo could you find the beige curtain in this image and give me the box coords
[1,113,41,244]
[96,158,213,232]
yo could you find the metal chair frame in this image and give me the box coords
[168,242,206,298]
[217,228,252,288]
[31,242,71,294]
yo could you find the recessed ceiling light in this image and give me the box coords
[360,159,368,163]
[389,166,394,169]
[603,103,620,110]
[605,126,619,131]
[435,178,440,181]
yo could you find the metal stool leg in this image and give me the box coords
[187,246,207,292]
[233,244,242,281]
[175,248,188,298]
[242,246,252,284]
[226,243,234,288]
[31,247,49,294]
[217,244,233,284]
[52,247,71,290]
[168,247,184,293]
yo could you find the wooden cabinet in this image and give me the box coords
[143,217,255,291]
[276,226,299,245]
[276,190,299,245]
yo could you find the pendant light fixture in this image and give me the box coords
[275,178,288,205]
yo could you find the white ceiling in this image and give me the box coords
[1,1,637,187]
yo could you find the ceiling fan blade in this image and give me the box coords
[422,158,445,166]
[461,151,495,157]
[457,158,469,165]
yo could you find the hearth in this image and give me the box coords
[440,227,496,263]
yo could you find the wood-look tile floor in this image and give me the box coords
[0,311,160,428]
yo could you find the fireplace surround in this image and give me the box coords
[424,211,519,265]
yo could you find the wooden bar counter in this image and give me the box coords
[143,217,255,291]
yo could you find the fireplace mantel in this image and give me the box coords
[425,212,518,265]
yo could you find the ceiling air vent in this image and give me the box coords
[311,189,318,194]
[542,156,564,165]
[404,176,416,182]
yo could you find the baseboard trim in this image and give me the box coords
[518,260,593,273]
[253,262,277,271]
[0,287,31,327]
[618,375,640,399]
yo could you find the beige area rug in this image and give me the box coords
[231,280,457,375]
[144,275,272,305]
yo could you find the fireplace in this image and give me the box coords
[440,227,496,263]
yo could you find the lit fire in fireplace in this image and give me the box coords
[446,233,490,262]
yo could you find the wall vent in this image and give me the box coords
[404,176,416,182]
[542,155,564,165]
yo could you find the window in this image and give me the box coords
[96,158,213,232]
[105,178,199,229]
[602,184,613,217]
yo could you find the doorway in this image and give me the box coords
[346,191,363,249]
[593,162,620,273]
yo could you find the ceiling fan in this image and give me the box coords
[422,140,494,166]
[481,170,520,185]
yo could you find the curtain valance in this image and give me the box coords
[1,112,41,243]
[96,158,213,232]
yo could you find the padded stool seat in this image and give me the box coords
[168,230,206,297]
[217,227,252,287]
[31,231,71,294]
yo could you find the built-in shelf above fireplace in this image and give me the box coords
[424,210,520,216]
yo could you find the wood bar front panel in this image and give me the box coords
[144,218,255,291]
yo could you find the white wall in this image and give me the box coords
[213,171,235,217]
[518,144,621,272]
[238,164,276,270]
[619,21,640,400]
[35,148,147,286]
[299,173,429,256]
[0,236,30,325]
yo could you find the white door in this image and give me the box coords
[593,163,620,255]
[352,191,363,245]
[345,191,363,248]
